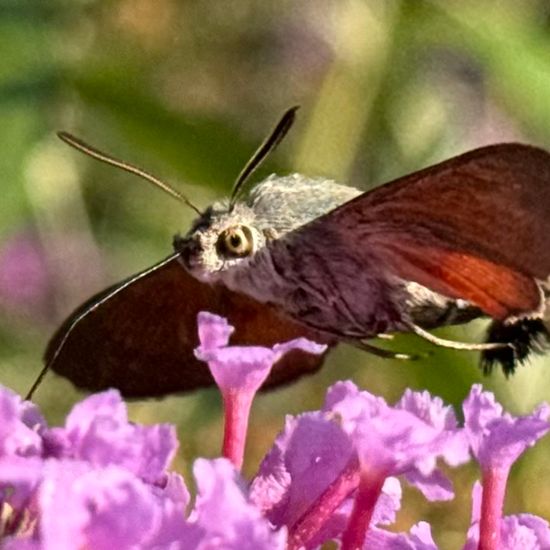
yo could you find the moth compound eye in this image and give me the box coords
[217,225,254,258]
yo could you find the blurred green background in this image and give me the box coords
[1,0,549,546]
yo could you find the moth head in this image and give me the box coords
[174,202,267,283]
[172,107,300,283]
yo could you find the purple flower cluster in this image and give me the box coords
[1,312,549,549]
[0,387,284,549]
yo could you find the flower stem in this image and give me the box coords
[287,456,359,550]
[221,390,253,471]
[341,466,386,550]
[478,466,509,550]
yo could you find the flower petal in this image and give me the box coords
[463,385,550,470]
[197,311,234,350]
[0,387,45,459]
[39,461,160,550]
[52,390,177,483]
[193,458,286,549]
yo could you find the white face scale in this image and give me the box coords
[174,202,266,284]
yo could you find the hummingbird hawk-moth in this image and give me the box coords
[27,107,550,399]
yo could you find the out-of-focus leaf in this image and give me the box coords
[0,107,45,236]
[446,6,550,142]
[0,74,60,104]
[0,18,55,83]
[401,2,550,143]
[71,69,283,190]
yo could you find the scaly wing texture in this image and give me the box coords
[270,144,550,321]
[46,257,333,398]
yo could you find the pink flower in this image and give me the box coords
[462,385,550,550]
[464,482,550,550]
[194,311,325,469]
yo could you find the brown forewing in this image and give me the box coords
[320,143,550,318]
[46,258,333,398]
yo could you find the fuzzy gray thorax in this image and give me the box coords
[246,173,362,236]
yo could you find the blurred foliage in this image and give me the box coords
[1,0,550,545]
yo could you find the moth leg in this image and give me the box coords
[356,340,419,361]
[406,321,515,352]
[377,333,394,340]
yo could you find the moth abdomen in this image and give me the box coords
[403,281,482,329]
[481,318,550,376]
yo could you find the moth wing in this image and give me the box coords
[272,144,550,320]
[362,238,540,319]
[46,256,332,398]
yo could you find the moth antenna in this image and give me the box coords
[25,253,180,401]
[57,131,202,215]
[229,105,299,208]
